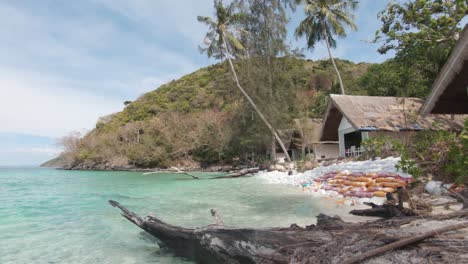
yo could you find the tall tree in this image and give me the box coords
[234,0,297,161]
[197,0,292,162]
[294,0,357,94]
[373,0,467,97]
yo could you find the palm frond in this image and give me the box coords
[295,0,357,49]
[226,32,245,51]
[197,0,247,60]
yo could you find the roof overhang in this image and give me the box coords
[421,25,468,115]
[319,95,358,141]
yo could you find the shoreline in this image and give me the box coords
[43,164,241,173]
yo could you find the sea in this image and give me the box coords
[0,167,326,264]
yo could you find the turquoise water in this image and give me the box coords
[0,168,324,264]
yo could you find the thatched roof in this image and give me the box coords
[421,25,468,114]
[321,94,466,141]
[294,118,321,145]
[276,119,336,150]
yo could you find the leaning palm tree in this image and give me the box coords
[198,0,292,162]
[295,0,357,94]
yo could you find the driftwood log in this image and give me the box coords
[109,200,468,264]
[350,189,420,218]
[143,167,259,180]
[210,168,260,179]
[143,167,200,179]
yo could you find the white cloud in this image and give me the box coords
[0,67,123,137]
[0,1,211,139]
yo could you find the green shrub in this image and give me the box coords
[395,119,467,183]
[361,136,400,159]
[192,145,221,166]
[445,119,468,184]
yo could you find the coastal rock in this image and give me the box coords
[268,164,287,172]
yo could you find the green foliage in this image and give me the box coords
[395,151,422,179]
[358,59,430,98]
[375,0,466,56]
[394,120,468,183]
[294,0,358,49]
[197,0,246,59]
[61,58,370,168]
[369,0,467,98]
[446,119,468,184]
[192,145,221,166]
[295,0,358,94]
[361,136,400,159]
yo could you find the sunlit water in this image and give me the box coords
[1,168,329,263]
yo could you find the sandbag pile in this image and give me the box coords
[304,171,413,198]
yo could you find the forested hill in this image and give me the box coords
[54,57,371,170]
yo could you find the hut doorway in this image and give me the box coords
[344,131,363,157]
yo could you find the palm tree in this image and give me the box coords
[295,0,357,94]
[198,0,292,162]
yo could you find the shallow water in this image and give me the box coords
[0,168,326,264]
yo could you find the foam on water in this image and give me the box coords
[0,168,326,264]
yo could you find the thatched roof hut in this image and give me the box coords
[321,95,465,142]
[421,25,468,114]
[276,119,320,149]
[320,94,466,157]
[274,119,339,160]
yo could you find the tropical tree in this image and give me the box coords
[197,0,292,162]
[294,0,357,94]
[373,0,467,97]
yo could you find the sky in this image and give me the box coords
[0,0,402,166]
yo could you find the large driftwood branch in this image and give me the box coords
[109,200,468,264]
[350,191,418,218]
[210,168,260,179]
[144,167,260,180]
[170,167,200,179]
[143,167,199,179]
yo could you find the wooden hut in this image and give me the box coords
[321,95,465,157]
[271,119,339,162]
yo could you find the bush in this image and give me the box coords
[361,136,400,159]
[445,119,468,184]
[395,119,468,183]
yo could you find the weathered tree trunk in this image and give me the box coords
[110,200,468,264]
[323,30,345,95]
[271,135,276,161]
[211,168,260,179]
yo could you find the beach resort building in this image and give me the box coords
[320,94,465,157]
[421,24,468,115]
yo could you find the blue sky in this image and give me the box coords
[0,0,403,165]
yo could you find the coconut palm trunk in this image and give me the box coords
[323,30,345,94]
[222,35,292,162]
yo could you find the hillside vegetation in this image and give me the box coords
[56,58,370,169]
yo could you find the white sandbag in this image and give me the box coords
[425,181,447,195]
